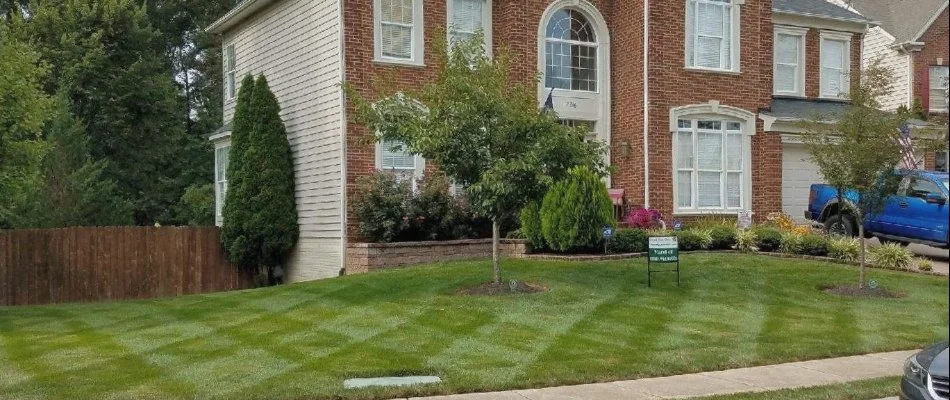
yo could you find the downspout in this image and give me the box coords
[642,0,650,208]
[338,0,349,275]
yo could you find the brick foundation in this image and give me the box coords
[345,239,529,273]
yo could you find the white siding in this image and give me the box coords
[862,26,910,111]
[222,0,344,282]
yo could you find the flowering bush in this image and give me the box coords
[624,208,664,230]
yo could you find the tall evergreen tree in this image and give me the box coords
[222,75,299,281]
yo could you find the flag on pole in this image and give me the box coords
[542,88,554,111]
[896,122,918,169]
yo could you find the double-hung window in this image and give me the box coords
[375,0,424,65]
[224,44,236,101]
[685,0,739,72]
[820,31,851,99]
[773,27,806,96]
[214,145,230,224]
[448,0,491,49]
[929,66,949,113]
[378,139,423,188]
[674,119,746,212]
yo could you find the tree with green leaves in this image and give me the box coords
[221,75,299,284]
[540,166,614,252]
[801,60,946,288]
[345,33,607,284]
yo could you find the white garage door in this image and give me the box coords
[782,143,824,222]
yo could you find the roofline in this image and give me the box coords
[205,0,273,34]
[771,8,874,27]
[910,1,950,42]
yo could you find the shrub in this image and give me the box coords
[708,225,737,250]
[540,166,614,252]
[505,229,525,239]
[828,236,860,262]
[798,234,829,256]
[405,173,465,241]
[736,229,757,253]
[178,183,215,226]
[519,201,544,248]
[780,232,802,254]
[607,229,648,253]
[690,216,735,230]
[624,208,664,230]
[675,230,707,251]
[753,227,782,252]
[916,258,934,272]
[869,243,913,270]
[350,171,411,242]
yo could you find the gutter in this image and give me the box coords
[642,0,650,208]
[771,9,874,26]
[205,0,270,34]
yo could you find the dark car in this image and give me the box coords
[902,341,949,400]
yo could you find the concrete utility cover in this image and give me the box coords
[343,376,441,389]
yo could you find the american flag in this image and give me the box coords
[896,123,918,169]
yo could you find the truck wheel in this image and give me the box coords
[825,214,856,237]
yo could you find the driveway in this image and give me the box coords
[867,238,950,275]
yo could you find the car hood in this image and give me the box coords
[918,341,949,377]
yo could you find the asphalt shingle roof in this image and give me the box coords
[765,98,853,121]
[773,0,868,22]
[848,0,948,43]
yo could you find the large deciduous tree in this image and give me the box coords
[346,34,607,284]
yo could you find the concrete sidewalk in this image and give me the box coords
[408,350,915,400]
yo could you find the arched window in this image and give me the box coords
[544,9,598,92]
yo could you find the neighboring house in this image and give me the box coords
[827,0,949,171]
[206,0,869,281]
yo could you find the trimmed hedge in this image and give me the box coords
[607,229,648,253]
[753,227,782,252]
[799,234,829,257]
[708,225,737,250]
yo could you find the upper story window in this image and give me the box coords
[819,31,851,99]
[224,44,236,101]
[929,65,949,113]
[375,0,424,65]
[544,9,598,92]
[214,145,230,224]
[448,0,491,49]
[685,0,740,72]
[773,26,806,96]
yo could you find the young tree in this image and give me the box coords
[346,34,607,284]
[801,60,929,288]
[221,75,299,283]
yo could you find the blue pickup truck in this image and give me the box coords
[806,170,949,249]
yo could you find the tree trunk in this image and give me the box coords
[492,219,501,285]
[858,223,866,289]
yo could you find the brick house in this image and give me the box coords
[206,0,869,281]
[826,0,949,171]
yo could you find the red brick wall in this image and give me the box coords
[803,30,863,99]
[913,8,949,114]
[645,1,779,220]
[609,0,645,205]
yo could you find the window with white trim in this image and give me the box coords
[820,32,851,99]
[774,27,806,96]
[559,119,597,141]
[224,44,236,101]
[375,0,424,64]
[544,8,598,92]
[929,66,949,113]
[378,139,423,187]
[215,145,230,223]
[448,0,491,49]
[685,0,739,72]
[674,119,747,212]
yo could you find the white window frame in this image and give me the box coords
[543,8,600,92]
[819,31,852,99]
[447,0,492,53]
[684,0,742,73]
[773,26,807,97]
[214,143,230,226]
[928,65,949,113]
[224,44,236,102]
[670,102,755,215]
[374,0,425,66]
[376,139,425,190]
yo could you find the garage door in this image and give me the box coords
[782,143,824,222]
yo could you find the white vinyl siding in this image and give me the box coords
[214,144,230,226]
[674,119,747,212]
[774,26,806,96]
[448,0,491,49]
[224,44,236,101]
[220,0,344,282]
[929,66,949,113]
[820,31,851,99]
[685,0,739,72]
[375,0,424,65]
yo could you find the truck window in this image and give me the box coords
[907,178,941,200]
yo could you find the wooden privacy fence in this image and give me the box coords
[0,227,254,307]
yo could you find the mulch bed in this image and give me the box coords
[457,281,547,296]
[819,284,905,298]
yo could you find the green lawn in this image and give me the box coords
[0,254,946,400]
[695,376,901,400]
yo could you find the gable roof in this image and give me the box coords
[772,0,868,23]
[848,0,949,43]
